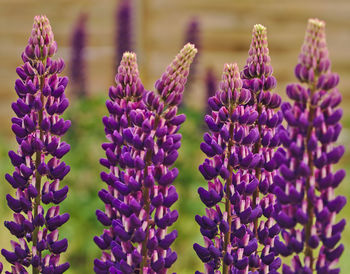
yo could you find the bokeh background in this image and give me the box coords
[0,0,349,273]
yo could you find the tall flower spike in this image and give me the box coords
[2,15,70,273]
[154,43,198,109]
[115,0,132,70]
[183,18,200,93]
[241,24,284,271]
[205,67,217,116]
[70,13,88,97]
[194,62,281,273]
[194,25,284,273]
[241,24,280,107]
[94,44,197,273]
[275,18,345,273]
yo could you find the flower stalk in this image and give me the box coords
[1,15,71,273]
[94,44,197,273]
[275,18,346,273]
[115,0,133,70]
[70,13,88,97]
[194,24,283,274]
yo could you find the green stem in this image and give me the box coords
[252,103,262,237]
[139,151,152,274]
[32,75,44,274]
[140,116,160,273]
[223,106,235,274]
[304,76,318,269]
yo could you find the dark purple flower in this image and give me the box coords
[2,15,70,273]
[205,67,217,116]
[115,0,133,70]
[195,24,283,273]
[275,18,345,273]
[184,17,200,89]
[94,44,197,273]
[70,13,88,97]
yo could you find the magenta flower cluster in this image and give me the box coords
[2,15,70,273]
[115,0,133,69]
[194,24,283,273]
[204,68,217,116]
[0,14,346,274]
[184,17,200,90]
[94,44,197,273]
[194,20,345,274]
[70,13,88,97]
[275,19,345,274]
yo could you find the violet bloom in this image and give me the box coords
[205,67,217,116]
[194,25,283,274]
[70,13,88,97]
[194,63,253,273]
[240,24,283,271]
[1,15,70,273]
[184,18,200,88]
[94,43,197,273]
[274,18,345,273]
[116,0,132,69]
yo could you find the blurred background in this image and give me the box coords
[0,0,349,273]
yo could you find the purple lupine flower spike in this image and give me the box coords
[95,43,197,273]
[70,13,88,97]
[116,0,132,69]
[2,15,70,273]
[184,18,200,89]
[94,52,146,273]
[185,18,200,49]
[275,18,345,273]
[139,43,196,273]
[154,43,198,108]
[195,25,283,274]
[205,67,217,116]
[240,24,283,272]
[241,24,280,108]
[194,63,253,273]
